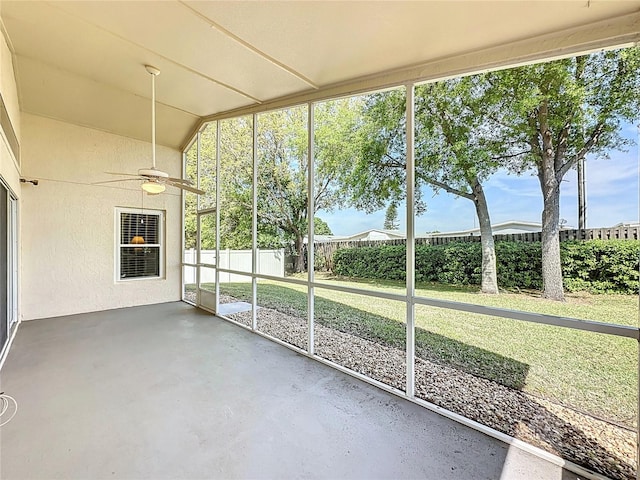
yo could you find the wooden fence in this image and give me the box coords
[312,226,640,272]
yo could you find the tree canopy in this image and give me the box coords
[482,47,640,299]
[342,83,501,293]
[383,202,400,230]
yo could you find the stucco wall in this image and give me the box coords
[20,114,182,320]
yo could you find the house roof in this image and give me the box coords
[3,1,640,149]
[422,220,543,238]
[610,221,640,228]
[304,229,405,243]
[342,229,406,240]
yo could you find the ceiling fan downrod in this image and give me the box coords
[145,65,160,171]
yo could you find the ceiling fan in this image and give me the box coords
[97,65,204,195]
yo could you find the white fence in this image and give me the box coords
[183,249,285,283]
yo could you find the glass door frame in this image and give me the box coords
[8,194,17,330]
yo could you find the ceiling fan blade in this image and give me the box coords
[166,176,194,185]
[104,171,140,177]
[92,178,142,185]
[167,181,205,195]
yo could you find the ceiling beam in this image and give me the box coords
[178,1,319,90]
[44,1,264,105]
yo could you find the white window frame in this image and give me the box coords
[115,207,165,282]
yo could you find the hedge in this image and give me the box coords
[332,240,639,294]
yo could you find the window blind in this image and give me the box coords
[118,211,162,279]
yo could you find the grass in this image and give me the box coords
[206,275,637,427]
[308,273,638,326]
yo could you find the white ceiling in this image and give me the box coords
[2,1,639,150]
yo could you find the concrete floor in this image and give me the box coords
[0,302,582,480]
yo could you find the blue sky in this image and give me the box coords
[320,123,639,236]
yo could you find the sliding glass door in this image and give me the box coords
[0,183,7,351]
[0,181,17,356]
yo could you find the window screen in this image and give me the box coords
[117,209,163,280]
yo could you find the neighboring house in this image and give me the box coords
[310,221,595,243]
[344,229,406,241]
[305,229,406,243]
[422,220,544,238]
[310,234,346,243]
[610,221,640,228]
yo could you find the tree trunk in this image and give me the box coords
[471,180,498,294]
[294,235,306,273]
[539,165,565,301]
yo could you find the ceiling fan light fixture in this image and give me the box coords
[141,180,165,194]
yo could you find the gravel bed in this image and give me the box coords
[214,297,637,479]
[414,358,635,479]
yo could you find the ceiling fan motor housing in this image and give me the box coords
[138,168,169,178]
[145,65,160,76]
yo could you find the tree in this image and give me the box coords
[383,202,399,230]
[313,217,333,236]
[187,106,353,271]
[253,102,358,271]
[181,122,220,252]
[215,101,354,271]
[343,90,425,214]
[484,47,640,300]
[415,79,502,294]
[218,116,254,250]
[198,123,219,250]
[254,107,308,269]
[345,84,501,294]
[183,144,198,249]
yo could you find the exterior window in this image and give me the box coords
[116,207,164,280]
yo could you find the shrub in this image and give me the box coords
[495,242,542,290]
[332,240,640,294]
[561,240,640,294]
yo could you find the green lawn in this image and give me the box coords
[213,276,638,427]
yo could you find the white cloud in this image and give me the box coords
[579,156,638,198]
[486,173,540,198]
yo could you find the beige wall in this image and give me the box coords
[20,114,182,320]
